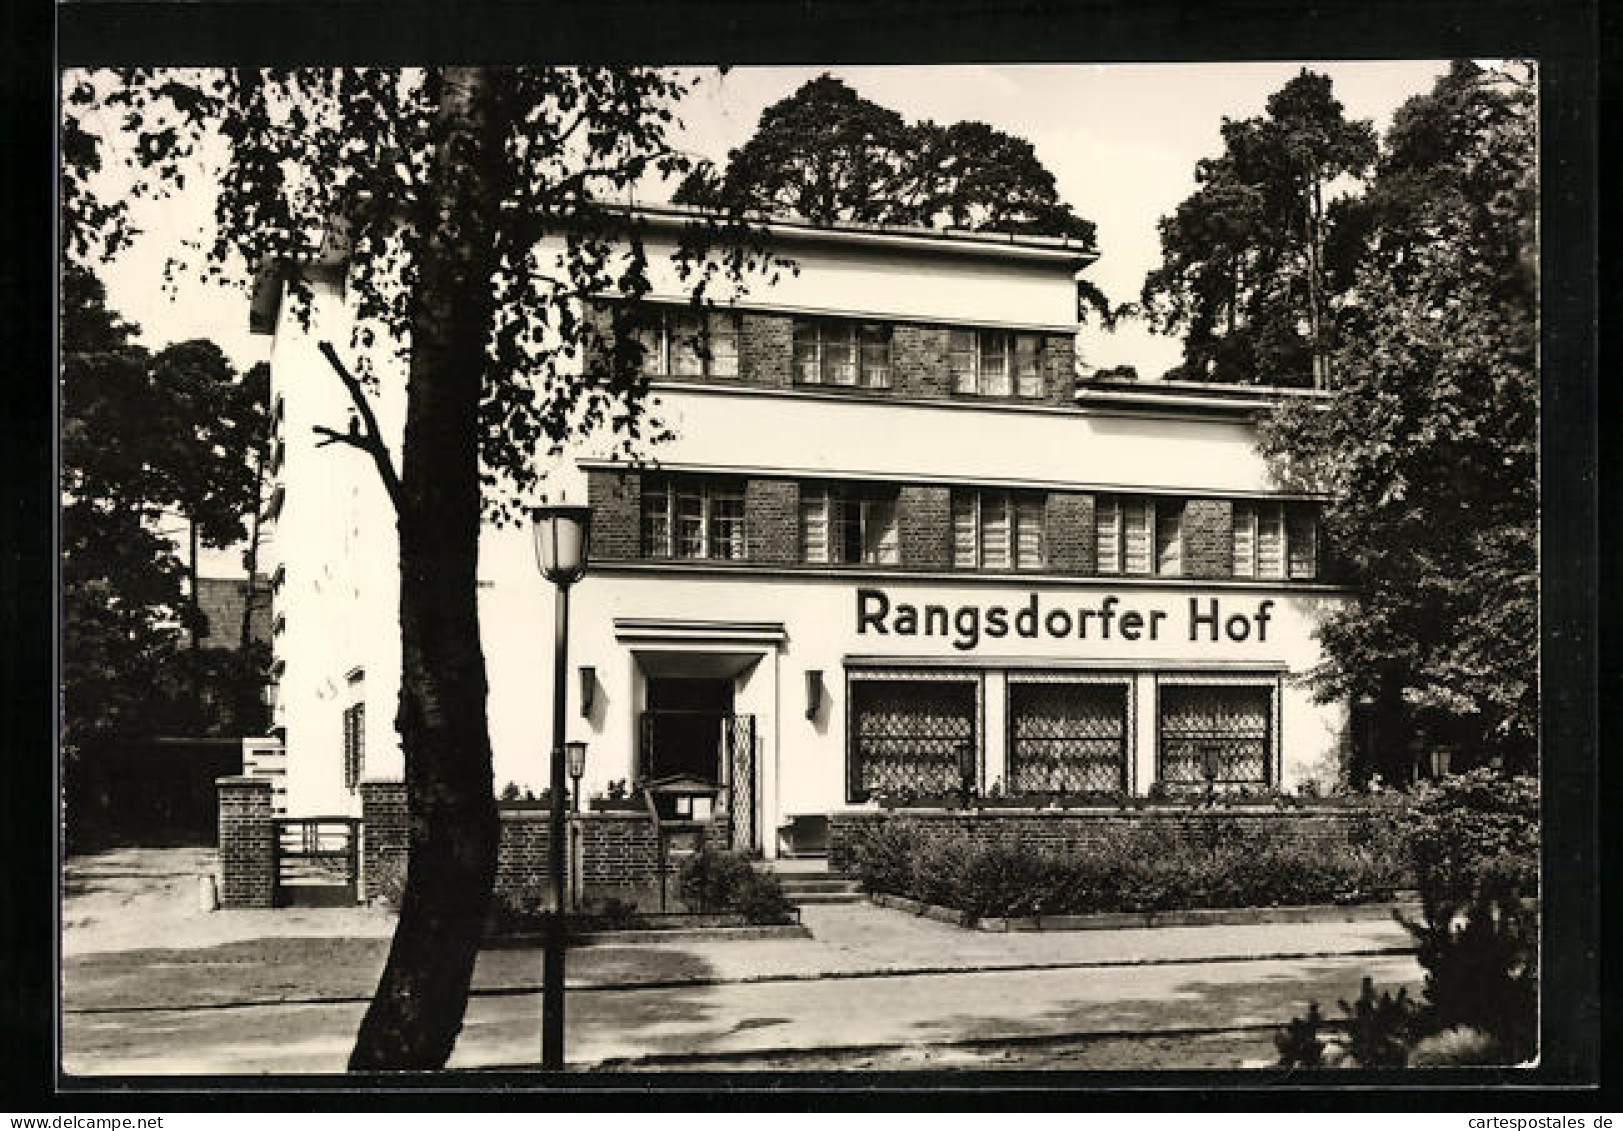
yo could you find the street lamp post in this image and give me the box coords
[532,504,591,1072]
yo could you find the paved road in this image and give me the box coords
[63,950,1423,1076]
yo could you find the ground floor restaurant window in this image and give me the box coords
[849,676,978,802]
[1156,681,1275,791]
[1007,677,1130,794]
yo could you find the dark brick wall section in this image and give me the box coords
[1044,491,1095,574]
[741,312,794,389]
[1183,498,1233,579]
[894,324,952,399]
[827,808,1404,876]
[745,478,800,564]
[217,776,275,909]
[1040,333,1078,406]
[585,469,641,561]
[898,485,952,568]
[194,576,274,648]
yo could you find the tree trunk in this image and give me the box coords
[237,439,267,731]
[187,515,201,717]
[1302,170,1329,390]
[348,66,503,1072]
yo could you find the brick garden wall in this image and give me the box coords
[827,807,1402,875]
[357,781,730,904]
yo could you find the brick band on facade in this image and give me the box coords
[1182,498,1234,579]
[744,478,800,564]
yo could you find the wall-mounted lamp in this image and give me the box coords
[579,666,596,717]
[565,740,589,812]
[804,669,823,720]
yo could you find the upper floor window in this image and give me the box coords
[949,330,1044,398]
[641,476,746,560]
[342,699,365,792]
[630,307,740,378]
[1097,496,1182,576]
[793,320,891,388]
[953,490,1044,570]
[800,483,899,565]
[1233,501,1318,580]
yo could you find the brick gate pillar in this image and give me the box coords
[216,775,275,909]
[359,780,409,903]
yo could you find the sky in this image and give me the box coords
[96,60,1453,384]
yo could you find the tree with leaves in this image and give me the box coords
[1256,61,1537,775]
[1141,69,1377,386]
[675,74,1114,325]
[64,66,768,1069]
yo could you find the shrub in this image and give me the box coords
[369,853,407,908]
[845,812,1409,921]
[677,847,794,924]
[1275,1001,1327,1068]
[1277,768,1540,1068]
[1339,977,1419,1068]
[1398,769,1538,1062]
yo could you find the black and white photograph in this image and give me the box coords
[37,7,1601,1100]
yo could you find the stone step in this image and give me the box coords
[774,877,861,893]
[783,889,865,905]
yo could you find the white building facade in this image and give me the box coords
[255,206,1351,855]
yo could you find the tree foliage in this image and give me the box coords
[60,266,269,749]
[1141,69,1377,386]
[1256,62,1537,771]
[63,65,772,1069]
[673,75,1113,325]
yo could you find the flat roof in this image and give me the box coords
[625,201,1098,265]
[250,201,1097,333]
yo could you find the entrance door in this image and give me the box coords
[642,677,734,783]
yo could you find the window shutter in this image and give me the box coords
[981,493,1012,569]
[1096,496,1121,574]
[951,492,978,567]
[800,487,829,564]
[1232,502,1256,577]
[1123,499,1152,575]
[1155,500,1183,575]
[870,493,900,564]
[1015,495,1044,568]
[1257,503,1285,579]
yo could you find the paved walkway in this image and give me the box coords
[64,950,1424,1075]
[61,847,1423,1074]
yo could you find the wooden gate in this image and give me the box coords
[273,816,360,907]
